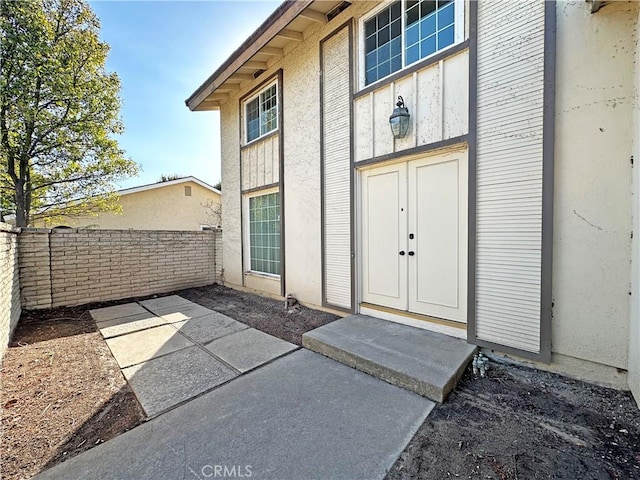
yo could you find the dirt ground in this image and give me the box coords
[3,284,639,480]
[0,307,145,480]
[177,283,339,345]
[387,359,640,480]
[0,283,338,480]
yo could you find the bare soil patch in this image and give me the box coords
[1,283,338,479]
[176,283,339,345]
[387,359,640,480]
[1,307,144,480]
[5,284,637,480]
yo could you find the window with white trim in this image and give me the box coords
[247,191,280,276]
[245,83,278,143]
[363,0,461,86]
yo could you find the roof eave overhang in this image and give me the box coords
[185,0,315,112]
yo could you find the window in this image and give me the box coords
[245,83,278,143]
[363,0,460,86]
[248,192,280,275]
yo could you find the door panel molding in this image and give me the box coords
[360,149,468,322]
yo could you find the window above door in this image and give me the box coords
[360,0,464,88]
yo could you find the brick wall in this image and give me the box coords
[18,228,222,309]
[0,222,21,359]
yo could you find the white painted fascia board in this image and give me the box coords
[117,176,221,196]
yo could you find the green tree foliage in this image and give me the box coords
[0,0,139,226]
[158,174,184,183]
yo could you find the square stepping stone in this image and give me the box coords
[171,313,248,345]
[98,312,167,339]
[122,346,238,417]
[105,325,194,368]
[206,328,298,373]
[90,303,147,323]
[139,295,193,311]
[151,303,214,323]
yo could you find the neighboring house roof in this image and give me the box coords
[1,176,220,225]
[118,176,221,196]
[185,0,350,112]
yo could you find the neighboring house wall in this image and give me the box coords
[0,222,21,360]
[18,228,222,309]
[213,0,637,391]
[39,180,221,231]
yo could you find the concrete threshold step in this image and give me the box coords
[302,315,476,402]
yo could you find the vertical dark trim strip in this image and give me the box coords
[348,20,356,314]
[238,96,246,287]
[320,28,326,309]
[320,20,355,313]
[239,69,284,294]
[466,0,478,346]
[278,69,286,297]
[466,1,555,363]
[539,0,556,363]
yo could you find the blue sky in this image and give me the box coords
[90,0,281,189]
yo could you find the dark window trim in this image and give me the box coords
[242,182,279,195]
[242,80,279,145]
[247,190,281,276]
[354,135,468,169]
[239,69,284,292]
[353,39,469,100]
[240,130,279,152]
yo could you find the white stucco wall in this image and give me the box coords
[219,1,374,305]
[215,0,638,390]
[553,0,637,370]
[630,3,640,405]
[220,99,244,288]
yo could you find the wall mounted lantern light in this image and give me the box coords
[389,96,410,139]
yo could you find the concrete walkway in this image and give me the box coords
[36,350,434,480]
[90,295,297,417]
[303,315,476,402]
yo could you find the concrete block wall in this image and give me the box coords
[0,222,21,359]
[19,228,222,309]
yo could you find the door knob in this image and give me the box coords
[399,251,405,256]
[408,251,415,256]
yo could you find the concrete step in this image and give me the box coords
[302,315,476,402]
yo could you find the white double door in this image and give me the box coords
[360,151,467,323]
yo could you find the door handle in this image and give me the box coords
[399,251,405,256]
[408,251,415,256]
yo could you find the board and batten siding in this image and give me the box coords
[321,25,352,310]
[354,50,468,162]
[242,134,280,191]
[473,0,550,356]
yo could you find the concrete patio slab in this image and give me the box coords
[122,346,238,417]
[89,303,147,323]
[171,312,248,345]
[97,312,167,339]
[139,295,194,311]
[151,303,215,323]
[105,325,194,368]
[206,328,298,372]
[303,315,476,402]
[35,350,434,480]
